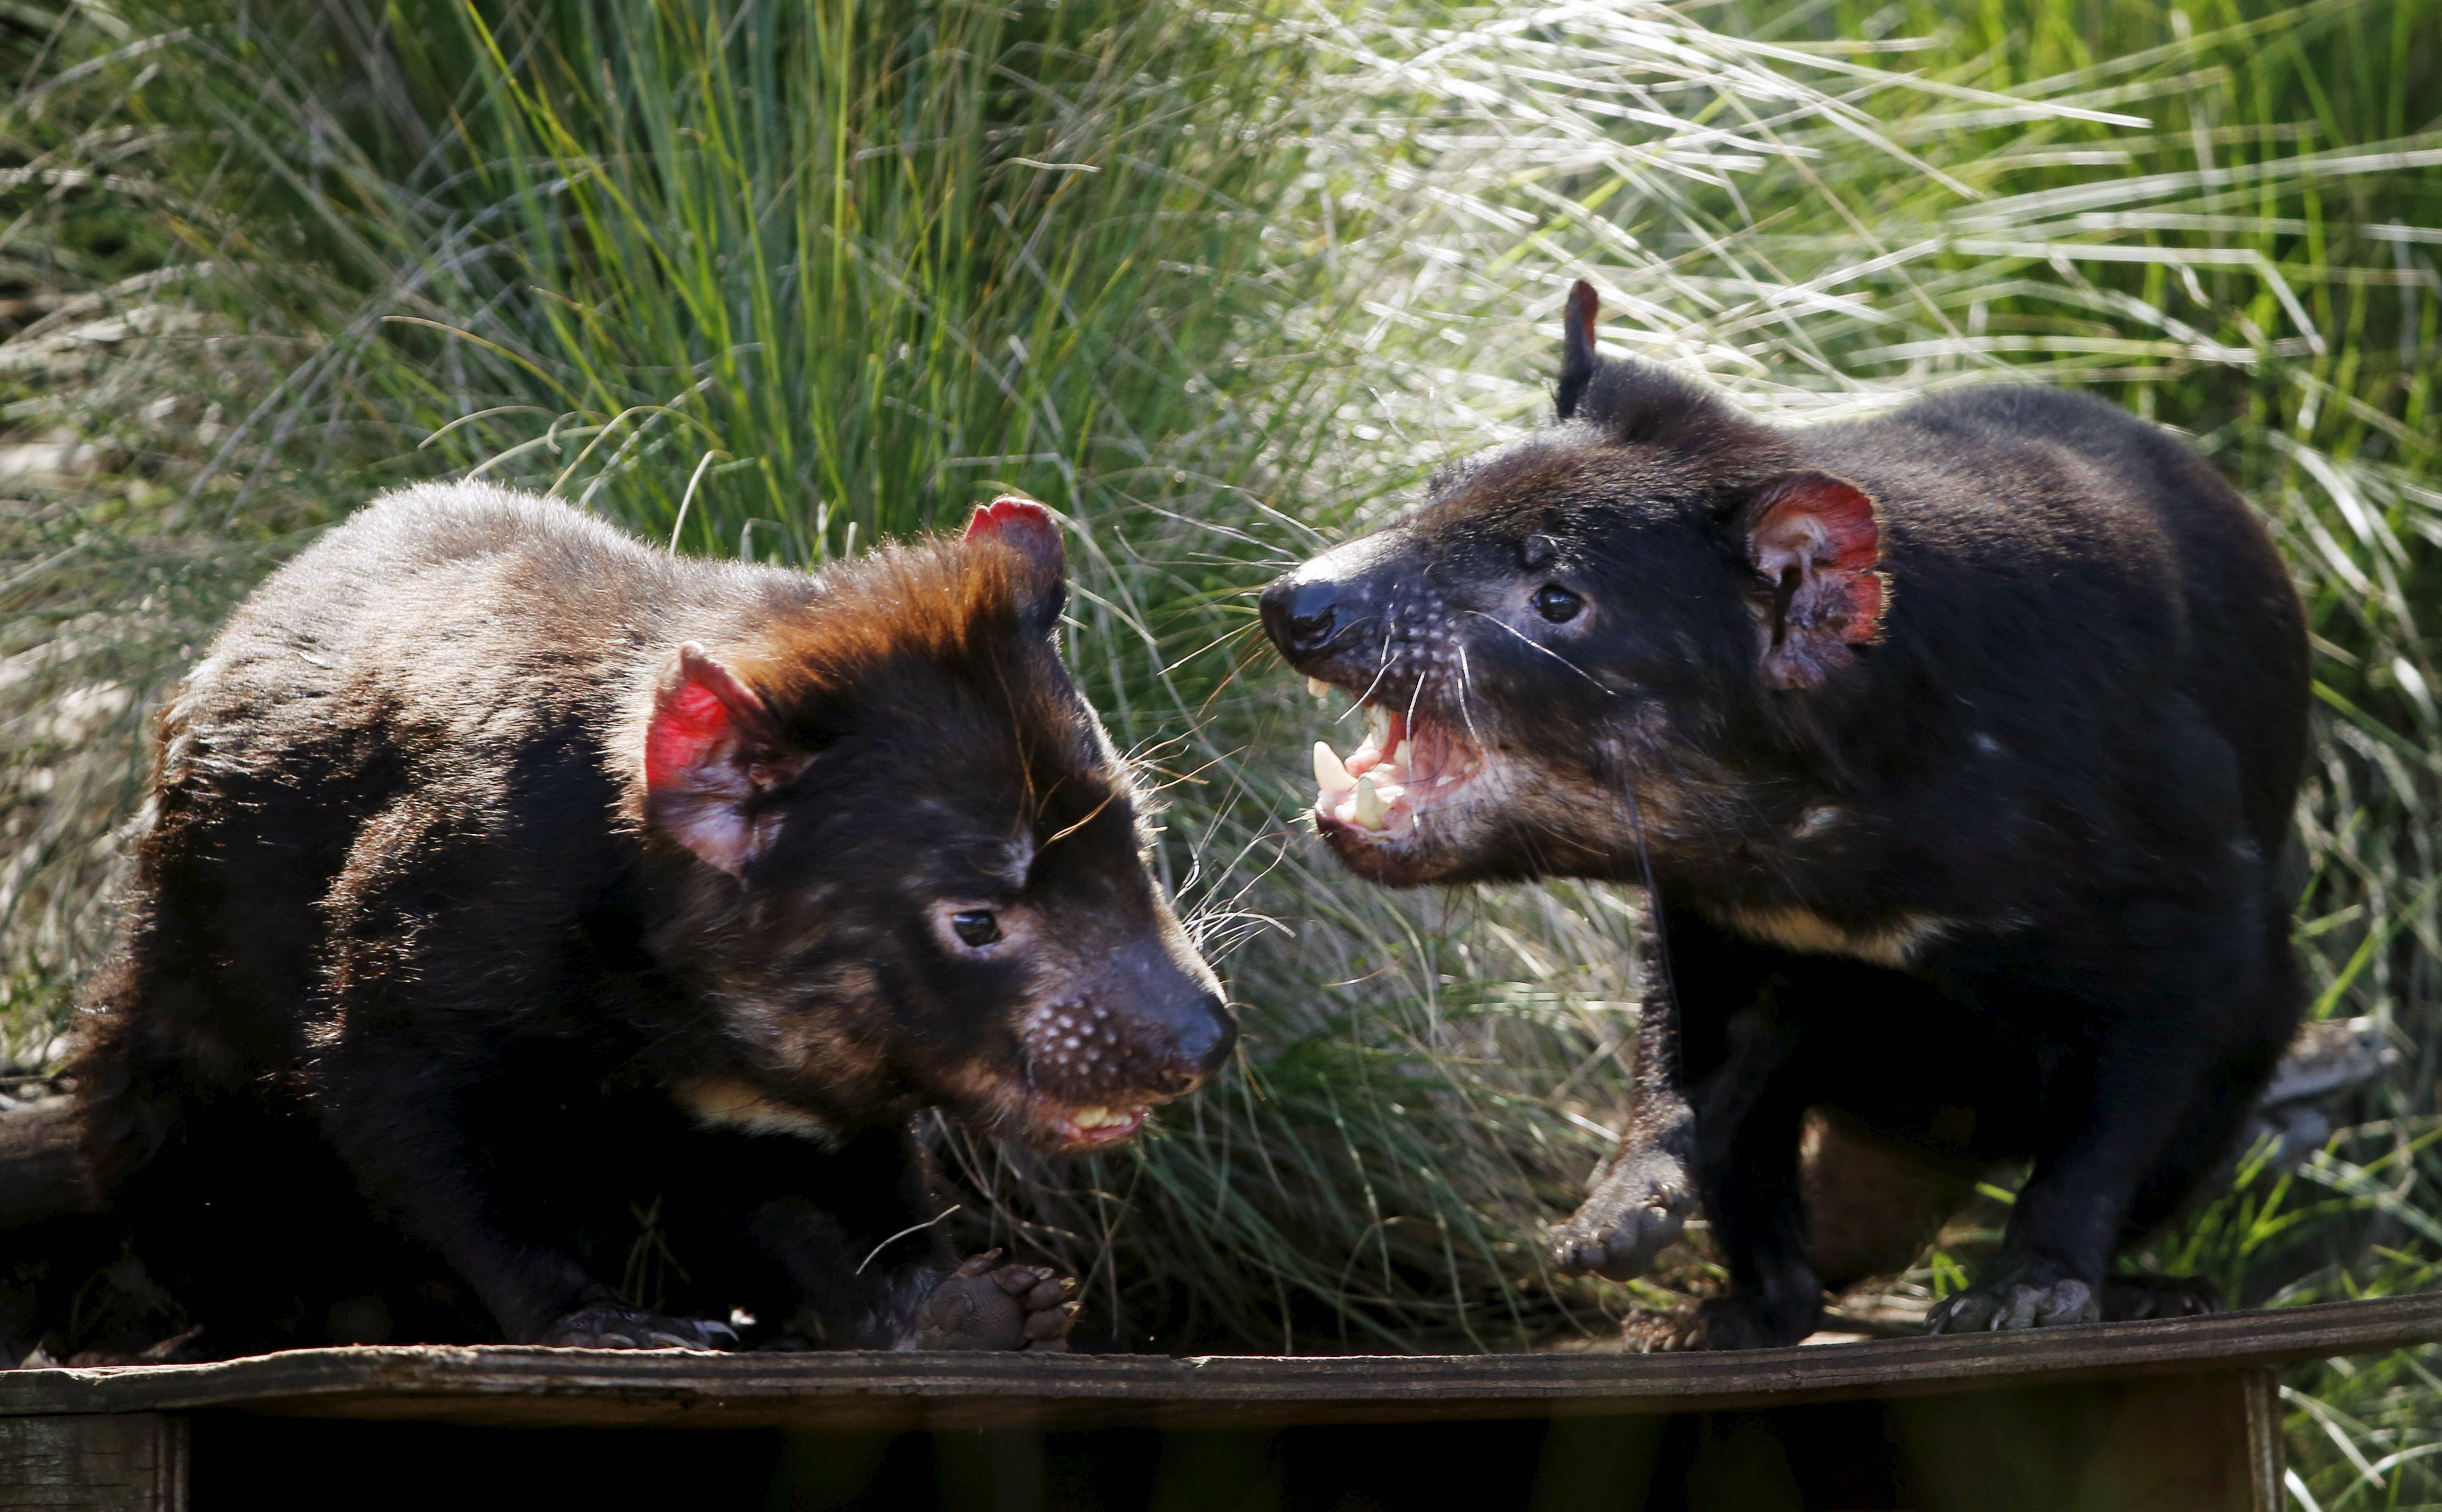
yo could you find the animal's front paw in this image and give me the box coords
[1548,1143,1695,1280]
[538,1302,737,1350]
[913,1250,1080,1352]
[1926,1264,2100,1334]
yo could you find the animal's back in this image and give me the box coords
[188,483,740,758]
[1811,386,2308,853]
[70,487,755,1346]
[77,487,757,1167]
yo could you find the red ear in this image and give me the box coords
[964,495,1066,630]
[966,496,1064,573]
[1743,473,1886,690]
[644,644,792,875]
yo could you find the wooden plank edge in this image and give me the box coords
[0,1292,2430,1431]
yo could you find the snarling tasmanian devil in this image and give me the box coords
[70,485,1233,1355]
[1261,282,2308,1348]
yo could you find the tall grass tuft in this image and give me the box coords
[3,0,2439,1492]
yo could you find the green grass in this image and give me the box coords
[2,0,2438,1498]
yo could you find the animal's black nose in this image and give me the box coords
[1159,994,1238,1095]
[1261,573,1340,660]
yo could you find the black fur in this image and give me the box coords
[72,484,1231,1356]
[1262,282,2307,1347]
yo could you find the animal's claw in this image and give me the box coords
[1926,1270,2099,1334]
[1547,1143,1695,1282]
[914,1255,1082,1351]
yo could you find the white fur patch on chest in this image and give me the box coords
[673,1077,838,1143]
[1714,905,1948,970]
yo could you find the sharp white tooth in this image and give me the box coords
[1313,741,1355,801]
[1352,777,1387,831]
[1306,676,1331,700]
[1384,739,1406,774]
[1366,705,1390,745]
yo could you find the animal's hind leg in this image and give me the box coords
[2092,1057,2287,1323]
[1928,911,2293,1335]
[2080,1093,2256,1322]
[2100,924,2301,1323]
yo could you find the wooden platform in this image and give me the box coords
[2,1294,2436,1511]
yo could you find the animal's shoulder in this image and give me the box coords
[1882,384,2147,444]
[1792,387,2186,548]
[331,483,662,579]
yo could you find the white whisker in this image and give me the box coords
[1350,618,1398,710]
[1460,609,1612,691]
[1454,644,1487,753]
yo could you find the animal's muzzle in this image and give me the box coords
[1165,992,1237,1093]
[1129,948,1236,1096]
[1044,941,1237,1102]
[1261,569,1343,661]
[1262,532,1417,673]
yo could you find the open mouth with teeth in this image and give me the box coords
[983,1080,1162,1155]
[1306,678,1486,840]
[1038,1099,1150,1151]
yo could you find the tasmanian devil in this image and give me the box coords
[1260,282,2308,1348]
[70,484,1234,1355]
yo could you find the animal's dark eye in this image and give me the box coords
[951,910,1002,948]
[1532,584,1584,623]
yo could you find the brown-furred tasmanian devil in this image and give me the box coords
[1261,282,2308,1349]
[72,486,1234,1355]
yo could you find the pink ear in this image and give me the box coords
[1744,473,1885,690]
[964,495,1067,630]
[965,496,1064,574]
[644,644,788,875]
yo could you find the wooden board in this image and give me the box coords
[0,1293,2432,1433]
[175,1373,2282,1512]
[0,1415,185,1512]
